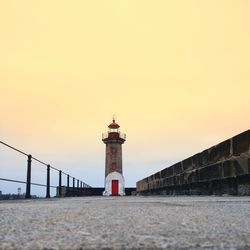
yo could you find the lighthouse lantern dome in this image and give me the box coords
[108,119,120,129]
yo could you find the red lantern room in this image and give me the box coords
[102,119,126,143]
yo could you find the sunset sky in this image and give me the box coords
[0,1,249,195]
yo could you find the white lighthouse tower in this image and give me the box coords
[102,118,126,196]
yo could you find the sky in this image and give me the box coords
[0,1,250,196]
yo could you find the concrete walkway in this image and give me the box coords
[0,196,250,249]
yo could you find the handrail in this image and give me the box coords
[0,178,57,188]
[0,140,91,198]
[0,140,28,156]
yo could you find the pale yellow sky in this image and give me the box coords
[0,1,249,187]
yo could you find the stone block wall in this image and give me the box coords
[136,130,250,195]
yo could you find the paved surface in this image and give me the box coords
[0,196,250,249]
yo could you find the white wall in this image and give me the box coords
[103,171,125,196]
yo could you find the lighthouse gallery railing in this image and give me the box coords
[102,132,126,140]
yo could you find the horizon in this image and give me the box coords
[1,128,249,196]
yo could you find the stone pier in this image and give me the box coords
[0,196,250,249]
[137,130,250,195]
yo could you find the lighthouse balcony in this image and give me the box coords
[102,132,126,141]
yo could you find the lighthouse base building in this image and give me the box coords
[102,118,126,196]
[103,172,125,196]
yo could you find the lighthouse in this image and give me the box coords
[102,118,126,196]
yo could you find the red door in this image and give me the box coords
[112,180,119,196]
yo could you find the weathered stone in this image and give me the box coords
[162,176,173,186]
[149,181,155,190]
[232,130,250,155]
[168,166,174,176]
[155,179,161,189]
[237,175,250,195]
[187,170,199,184]
[220,177,238,195]
[160,167,168,178]
[154,172,161,179]
[180,173,185,185]
[182,172,189,184]
[192,152,203,169]
[199,163,222,181]
[234,157,249,175]
[136,130,250,196]
[222,160,235,178]
[165,177,170,186]
[182,157,193,171]
[201,149,210,167]
[168,176,174,186]
[222,157,249,179]
[173,175,181,185]
[238,184,250,195]
[208,139,231,164]
[162,177,168,186]
[192,150,210,169]
[249,158,250,173]
[152,180,156,189]
[148,175,154,182]
[173,162,183,175]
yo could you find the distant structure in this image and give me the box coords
[102,118,126,196]
[17,187,21,195]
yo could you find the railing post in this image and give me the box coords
[77,179,79,196]
[81,181,82,188]
[25,154,32,199]
[67,174,69,188]
[46,165,50,198]
[59,170,62,197]
[73,177,75,189]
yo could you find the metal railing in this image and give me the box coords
[0,140,91,199]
